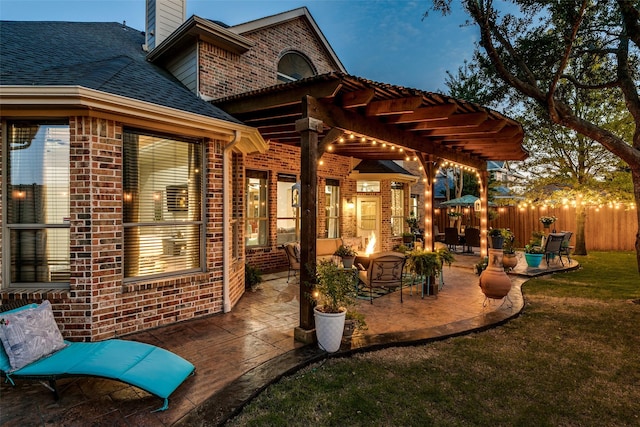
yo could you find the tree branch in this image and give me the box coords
[547,1,589,122]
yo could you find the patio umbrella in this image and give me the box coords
[440,194,497,207]
[440,194,480,207]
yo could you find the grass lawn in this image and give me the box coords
[227,252,640,426]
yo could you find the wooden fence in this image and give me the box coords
[434,205,637,251]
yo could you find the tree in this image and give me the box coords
[517,91,633,255]
[430,0,640,273]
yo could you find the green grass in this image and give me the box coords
[526,251,639,300]
[226,252,640,427]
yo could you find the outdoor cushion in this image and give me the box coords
[11,340,194,404]
[1,303,195,411]
[0,303,38,372]
[0,301,66,372]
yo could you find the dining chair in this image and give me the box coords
[462,227,480,253]
[444,227,459,252]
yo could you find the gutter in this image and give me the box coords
[222,130,240,313]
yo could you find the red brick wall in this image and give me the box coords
[0,116,239,341]
[244,142,356,272]
[199,16,342,100]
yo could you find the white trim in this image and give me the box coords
[0,85,267,154]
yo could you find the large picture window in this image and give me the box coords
[246,170,268,247]
[123,129,203,279]
[325,179,340,238]
[5,122,70,287]
[277,174,299,245]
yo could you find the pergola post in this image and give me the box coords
[479,168,489,258]
[293,112,323,344]
[418,154,436,251]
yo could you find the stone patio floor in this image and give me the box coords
[0,251,578,426]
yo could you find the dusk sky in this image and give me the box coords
[1,0,479,93]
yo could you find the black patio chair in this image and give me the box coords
[444,227,459,252]
[543,233,565,267]
[559,231,573,264]
[462,227,480,253]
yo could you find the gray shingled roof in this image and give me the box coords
[353,159,416,176]
[0,21,240,123]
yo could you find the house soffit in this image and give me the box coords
[214,72,528,169]
[0,85,267,153]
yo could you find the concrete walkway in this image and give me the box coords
[0,252,578,426]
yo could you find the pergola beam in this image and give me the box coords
[385,104,458,123]
[305,96,486,169]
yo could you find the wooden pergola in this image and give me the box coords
[217,72,527,341]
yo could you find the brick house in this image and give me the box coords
[1,1,526,340]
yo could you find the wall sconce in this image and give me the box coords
[346,197,355,209]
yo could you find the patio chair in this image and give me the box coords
[357,251,406,304]
[559,231,573,264]
[462,227,480,253]
[0,301,194,412]
[283,242,301,283]
[543,233,565,267]
[444,227,460,252]
[433,225,445,242]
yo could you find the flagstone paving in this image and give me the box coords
[0,252,578,426]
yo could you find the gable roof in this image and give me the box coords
[0,21,240,124]
[228,7,346,73]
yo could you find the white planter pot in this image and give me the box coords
[314,306,346,353]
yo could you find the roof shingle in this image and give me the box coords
[0,21,240,123]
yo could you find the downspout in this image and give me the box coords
[222,130,240,313]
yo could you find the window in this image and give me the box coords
[410,194,419,218]
[276,174,299,245]
[357,180,380,193]
[123,129,203,279]
[325,179,340,238]
[246,170,268,247]
[5,122,70,287]
[390,182,405,237]
[277,52,315,83]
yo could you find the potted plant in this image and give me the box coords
[312,260,358,352]
[501,229,518,271]
[245,263,263,291]
[402,231,415,244]
[447,210,463,226]
[405,214,420,234]
[488,228,505,249]
[524,244,545,268]
[333,244,357,268]
[539,215,557,230]
[406,248,453,295]
[343,311,367,339]
[524,231,545,267]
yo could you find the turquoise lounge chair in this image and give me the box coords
[1,303,194,411]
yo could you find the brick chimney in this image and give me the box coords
[145,0,186,51]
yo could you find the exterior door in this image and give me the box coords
[356,196,380,253]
